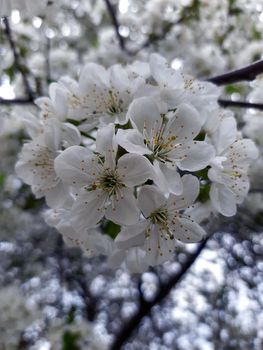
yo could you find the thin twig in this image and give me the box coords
[0,98,35,105]
[218,99,263,110]
[110,239,208,350]
[46,36,51,83]
[104,0,127,53]
[2,17,34,100]
[208,59,263,85]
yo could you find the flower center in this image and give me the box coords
[143,118,177,163]
[97,169,124,196]
[107,90,123,116]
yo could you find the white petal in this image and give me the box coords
[116,129,150,155]
[105,188,140,225]
[79,62,109,92]
[54,146,95,187]
[153,162,183,195]
[138,185,166,218]
[115,221,148,249]
[118,153,153,187]
[45,182,73,209]
[168,174,200,210]
[149,53,183,87]
[210,183,237,217]
[127,96,162,134]
[71,190,107,230]
[61,123,81,147]
[164,103,201,142]
[96,124,117,168]
[177,141,215,171]
[212,117,237,154]
[172,217,206,243]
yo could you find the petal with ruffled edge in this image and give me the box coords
[116,129,150,155]
[164,103,201,143]
[138,185,166,218]
[105,188,140,226]
[96,124,118,169]
[210,183,237,217]
[176,141,215,171]
[171,217,206,243]
[127,96,162,135]
[152,161,183,195]
[167,174,200,210]
[115,221,149,249]
[70,189,107,230]
[54,146,96,187]
[118,153,153,187]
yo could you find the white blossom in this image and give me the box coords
[54,124,153,230]
[117,96,215,194]
[115,175,206,266]
[15,120,80,209]
[208,117,258,216]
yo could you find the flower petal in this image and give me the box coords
[210,183,237,217]
[164,103,201,142]
[138,185,166,218]
[116,129,151,155]
[127,96,162,134]
[177,141,215,171]
[168,174,200,210]
[105,188,140,225]
[118,153,153,187]
[115,221,148,249]
[172,217,206,243]
[54,146,95,187]
[71,189,107,230]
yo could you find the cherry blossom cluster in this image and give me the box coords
[15,54,258,272]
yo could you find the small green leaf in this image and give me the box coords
[102,220,121,239]
[62,330,81,350]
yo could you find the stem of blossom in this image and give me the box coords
[208,59,263,85]
[2,17,35,101]
[110,239,208,350]
[218,99,263,110]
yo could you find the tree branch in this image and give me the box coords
[0,98,35,105]
[2,17,35,100]
[218,99,263,110]
[208,60,263,85]
[104,0,127,53]
[110,239,208,350]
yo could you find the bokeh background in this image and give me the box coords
[0,1,263,349]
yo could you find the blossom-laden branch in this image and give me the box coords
[2,96,263,113]
[110,239,208,350]
[218,99,263,110]
[208,59,263,85]
[2,17,35,100]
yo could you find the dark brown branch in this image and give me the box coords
[2,17,35,100]
[104,0,127,53]
[0,98,35,105]
[208,60,263,85]
[110,239,208,350]
[218,99,263,110]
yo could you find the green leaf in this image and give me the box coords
[224,84,244,95]
[62,330,81,350]
[0,173,5,188]
[197,183,210,203]
[102,220,121,239]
